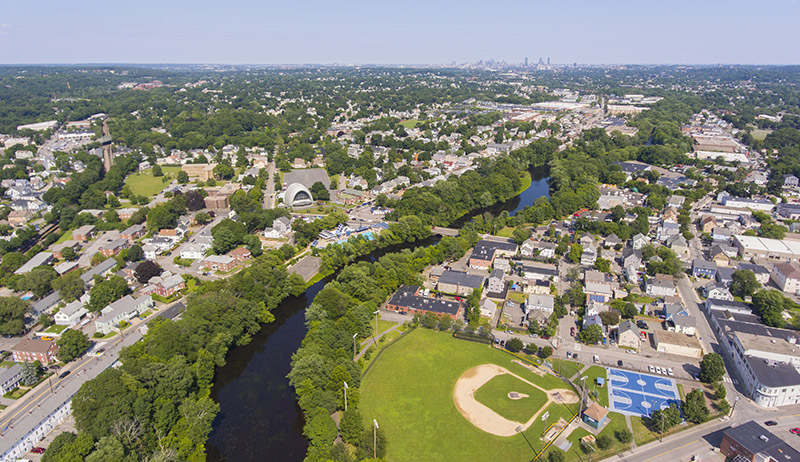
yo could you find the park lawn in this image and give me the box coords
[580,366,608,407]
[398,119,422,129]
[548,359,583,380]
[126,171,170,197]
[372,318,398,337]
[561,412,630,462]
[496,227,515,238]
[474,373,548,423]
[360,329,579,462]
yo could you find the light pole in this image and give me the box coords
[373,310,380,341]
[730,395,739,418]
[373,419,379,459]
[344,381,349,411]
[353,333,358,359]
[541,411,550,453]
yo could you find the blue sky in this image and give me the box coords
[1,0,798,64]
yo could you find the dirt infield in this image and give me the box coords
[453,364,579,437]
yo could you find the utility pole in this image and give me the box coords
[373,419,379,459]
[730,395,739,418]
[373,310,380,342]
[353,333,358,359]
[344,381,348,411]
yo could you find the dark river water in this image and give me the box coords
[206,168,550,461]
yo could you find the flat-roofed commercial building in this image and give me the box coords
[733,235,800,262]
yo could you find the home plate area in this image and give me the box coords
[606,367,680,418]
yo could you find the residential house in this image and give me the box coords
[437,270,485,296]
[524,279,552,295]
[263,217,292,239]
[180,242,209,260]
[526,294,555,316]
[142,244,158,260]
[621,248,643,269]
[617,320,641,350]
[201,255,237,272]
[386,285,464,320]
[99,238,128,257]
[711,245,731,267]
[604,234,622,248]
[537,242,557,259]
[631,233,650,250]
[705,298,753,315]
[646,274,677,298]
[704,282,734,301]
[580,245,597,266]
[712,227,732,243]
[692,259,717,279]
[520,239,536,257]
[784,174,799,188]
[54,261,78,276]
[658,222,681,241]
[479,298,497,318]
[0,364,23,394]
[585,270,615,304]
[54,300,88,327]
[700,216,717,233]
[666,234,690,258]
[14,252,54,275]
[520,263,559,282]
[142,273,185,298]
[486,269,505,295]
[72,225,96,242]
[229,247,252,262]
[80,258,116,285]
[737,263,770,285]
[94,295,154,335]
[121,224,146,243]
[772,262,800,295]
[494,257,511,273]
[11,338,58,365]
[716,266,736,286]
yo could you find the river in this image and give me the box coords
[206,168,550,461]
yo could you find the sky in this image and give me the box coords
[1,0,799,65]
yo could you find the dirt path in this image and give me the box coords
[453,364,579,437]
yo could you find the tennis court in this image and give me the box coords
[606,367,680,417]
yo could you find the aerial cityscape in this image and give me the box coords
[0,2,799,462]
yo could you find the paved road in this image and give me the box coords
[264,160,276,209]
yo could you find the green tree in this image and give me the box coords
[57,329,91,362]
[213,163,235,180]
[42,431,95,462]
[20,265,58,298]
[339,408,363,444]
[599,310,620,326]
[61,246,78,261]
[547,449,565,462]
[88,275,129,312]
[699,353,725,383]
[539,345,553,358]
[596,434,612,450]
[580,324,603,344]
[303,407,337,447]
[20,361,38,385]
[126,244,143,261]
[0,297,30,335]
[615,429,633,444]
[715,382,727,400]
[310,181,330,201]
[568,244,583,264]
[152,165,163,177]
[52,271,85,302]
[177,170,189,183]
[730,270,760,298]
[512,226,531,245]
[506,337,524,352]
[648,403,681,432]
[594,256,611,273]
[134,260,162,284]
[683,389,709,424]
[752,289,792,327]
[85,436,125,462]
[211,219,247,254]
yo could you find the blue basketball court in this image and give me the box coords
[606,367,680,418]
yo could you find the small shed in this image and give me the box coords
[582,402,609,430]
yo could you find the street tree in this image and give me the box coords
[506,337,524,352]
[683,389,709,424]
[134,260,162,284]
[699,353,725,383]
[580,324,603,344]
[730,270,760,298]
[57,329,91,362]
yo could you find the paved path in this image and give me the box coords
[264,159,276,209]
[625,414,637,449]
[355,322,403,361]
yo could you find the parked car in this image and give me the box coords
[656,366,663,375]
[637,320,649,330]
[566,352,572,359]
[765,421,778,426]
[593,355,599,363]
[791,428,800,435]
[573,354,578,360]
[570,327,575,336]
[648,365,655,373]
[667,368,674,376]
[59,371,71,379]
[617,360,623,367]
[31,447,45,454]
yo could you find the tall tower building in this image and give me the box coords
[524,57,528,67]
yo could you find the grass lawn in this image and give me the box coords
[474,373,548,423]
[3,387,29,400]
[367,317,398,339]
[54,230,74,245]
[43,324,69,334]
[126,172,169,197]
[548,359,583,380]
[561,412,631,462]
[360,329,580,462]
[508,292,527,304]
[515,170,532,196]
[630,295,656,304]
[496,227,515,238]
[580,366,608,407]
[398,119,422,129]
[93,331,117,340]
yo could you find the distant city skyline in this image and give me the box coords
[1,0,799,65]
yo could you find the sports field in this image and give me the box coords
[359,328,579,462]
[125,166,182,197]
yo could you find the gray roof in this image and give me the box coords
[439,270,485,289]
[723,421,800,459]
[692,259,717,270]
[0,364,22,384]
[32,291,60,316]
[746,356,800,389]
[489,268,504,280]
[80,258,117,283]
[14,251,54,275]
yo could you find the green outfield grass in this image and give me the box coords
[125,166,182,197]
[474,373,548,423]
[548,358,583,380]
[359,328,580,462]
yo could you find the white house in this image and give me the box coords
[646,274,677,297]
[264,216,292,239]
[54,300,88,327]
[772,262,800,296]
[94,295,153,335]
